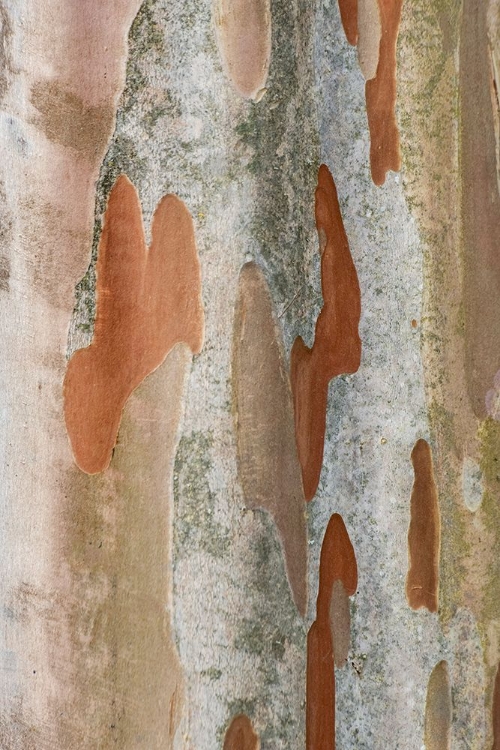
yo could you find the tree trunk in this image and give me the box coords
[0,0,498,747]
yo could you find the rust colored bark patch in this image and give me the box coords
[214,0,271,100]
[317,513,358,619]
[330,579,350,668]
[406,439,441,613]
[338,0,358,45]
[307,514,357,749]
[233,262,308,616]
[64,174,204,474]
[460,0,500,419]
[223,714,260,750]
[307,620,335,750]
[493,662,500,749]
[364,0,402,185]
[424,661,452,750]
[291,165,361,501]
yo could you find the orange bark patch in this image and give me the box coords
[364,0,402,185]
[493,663,500,750]
[338,0,358,45]
[233,262,308,616]
[306,514,357,749]
[291,165,361,501]
[405,439,441,612]
[64,174,204,474]
[223,714,260,750]
[214,0,271,100]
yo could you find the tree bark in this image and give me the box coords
[0,0,498,748]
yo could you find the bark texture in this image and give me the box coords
[0,0,498,748]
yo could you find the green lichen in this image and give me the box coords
[173,431,230,560]
[200,667,222,681]
[232,0,320,345]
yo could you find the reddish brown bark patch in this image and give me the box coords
[291,165,361,501]
[364,0,402,185]
[406,439,441,612]
[64,174,204,474]
[214,0,271,100]
[424,661,452,750]
[233,262,308,615]
[223,714,260,750]
[317,513,358,619]
[306,514,357,749]
[493,663,500,750]
[338,0,358,46]
[307,620,336,750]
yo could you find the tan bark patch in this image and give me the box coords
[357,0,382,80]
[460,0,500,419]
[329,579,350,669]
[214,0,271,100]
[291,165,361,501]
[31,80,114,160]
[232,261,308,616]
[64,174,204,474]
[406,439,440,613]
[55,347,189,748]
[424,660,452,750]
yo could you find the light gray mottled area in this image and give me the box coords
[312,1,444,748]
